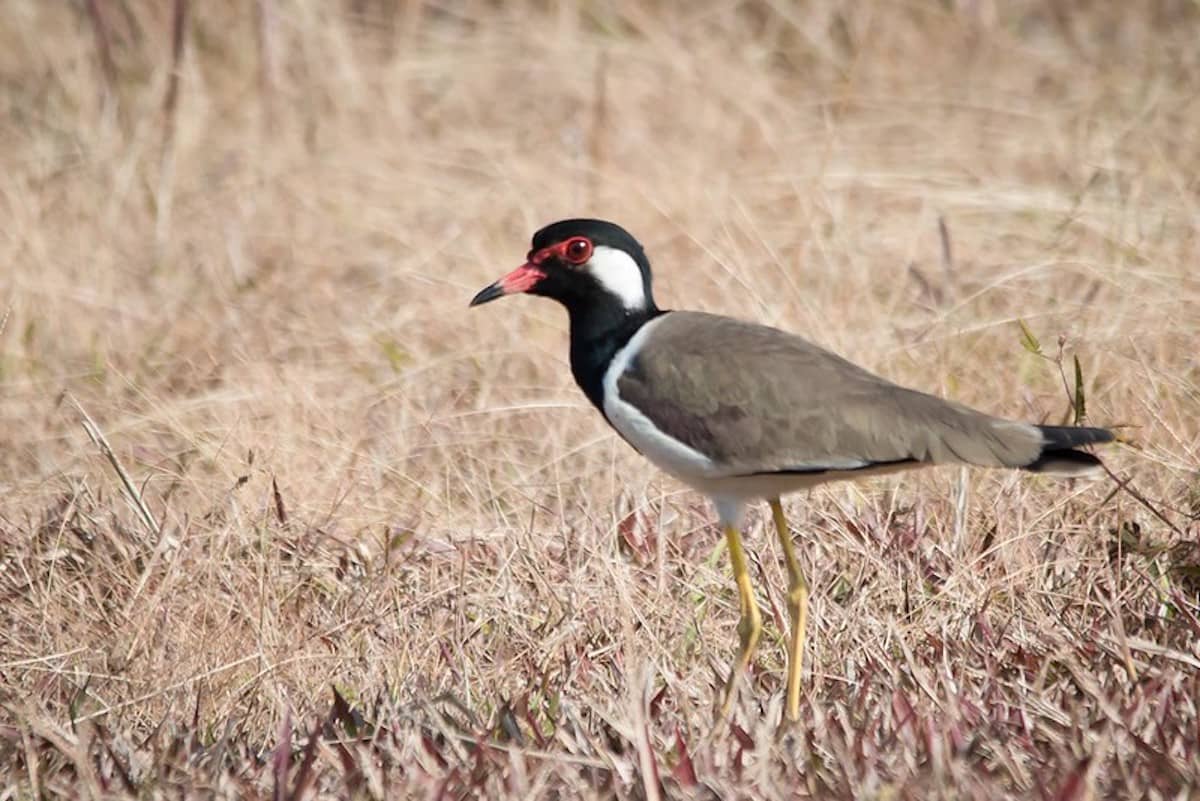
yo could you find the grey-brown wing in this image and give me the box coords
[615,312,1044,476]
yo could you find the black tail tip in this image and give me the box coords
[1026,424,1114,475]
[1024,449,1105,475]
[1037,424,1115,449]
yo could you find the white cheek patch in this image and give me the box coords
[586,245,647,310]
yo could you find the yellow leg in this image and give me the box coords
[720,524,763,717]
[770,498,809,722]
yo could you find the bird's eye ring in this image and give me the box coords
[563,237,593,265]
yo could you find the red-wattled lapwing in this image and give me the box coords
[470,218,1113,721]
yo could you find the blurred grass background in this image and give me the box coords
[1,1,1199,798]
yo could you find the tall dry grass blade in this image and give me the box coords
[161,0,188,151]
[632,666,662,801]
[84,0,118,100]
[1073,355,1087,425]
[272,476,289,526]
[68,394,161,540]
[255,0,279,126]
[18,725,41,801]
[156,0,189,251]
[273,707,292,801]
[937,214,957,296]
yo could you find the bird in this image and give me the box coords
[469,218,1114,722]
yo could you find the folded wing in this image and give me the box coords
[615,312,1111,478]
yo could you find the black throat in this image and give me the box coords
[567,302,664,416]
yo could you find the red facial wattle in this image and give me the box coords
[470,236,593,307]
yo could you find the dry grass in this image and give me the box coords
[1,1,1199,798]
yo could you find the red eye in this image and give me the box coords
[563,237,593,264]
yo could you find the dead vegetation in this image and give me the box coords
[1,1,1199,798]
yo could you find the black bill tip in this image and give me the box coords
[469,282,504,307]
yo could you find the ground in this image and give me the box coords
[1,2,1199,799]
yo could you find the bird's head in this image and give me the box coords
[470,219,657,315]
